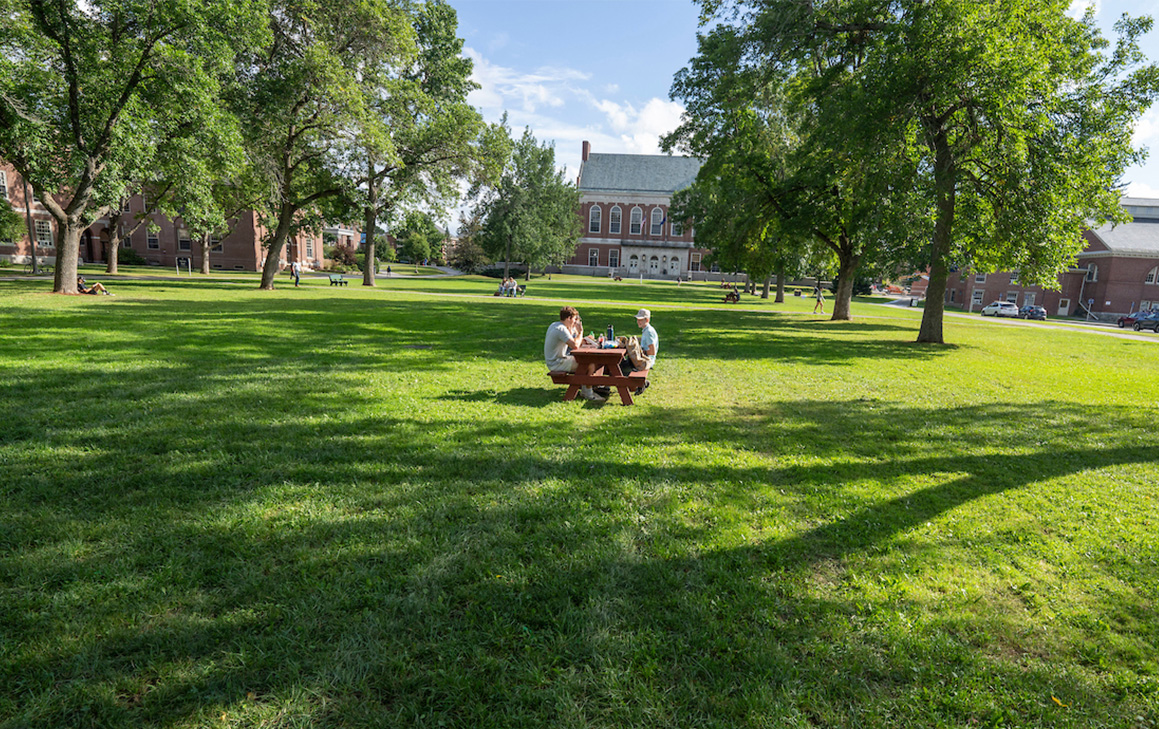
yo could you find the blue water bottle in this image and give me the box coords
[606,324,614,344]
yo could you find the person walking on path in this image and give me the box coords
[813,284,825,314]
[291,261,301,287]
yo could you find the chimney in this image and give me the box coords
[582,140,591,161]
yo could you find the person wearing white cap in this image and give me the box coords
[620,308,657,394]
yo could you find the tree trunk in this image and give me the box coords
[830,245,860,321]
[259,204,295,290]
[761,275,771,299]
[917,129,956,344]
[775,261,785,303]
[105,214,122,275]
[200,233,213,274]
[362,207,377,287]
[52,219,83,294]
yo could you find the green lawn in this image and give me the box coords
[1,277,1156,728]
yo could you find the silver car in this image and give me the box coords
[981,301,1020,317]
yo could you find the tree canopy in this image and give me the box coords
[0,0,267,292]
[474,127,580,279]
[674,0,1159,339]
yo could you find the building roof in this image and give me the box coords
[1087,198,1159,256]
[578,152,702,195]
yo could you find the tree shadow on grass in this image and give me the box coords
[2,367,1157,727]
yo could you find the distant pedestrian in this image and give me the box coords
[291,261,301,287]
[387,265,392,276]
[813,284,825,314]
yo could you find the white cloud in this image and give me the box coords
[1134,107,1159,147]
[590,97,686,154]
[465,48,589,115]
[1125,180,1159,198]
[1068,0,1099,19]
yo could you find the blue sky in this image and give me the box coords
[451,0,1159,206]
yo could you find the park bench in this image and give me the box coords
[329,274,348,286]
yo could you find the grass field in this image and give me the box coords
[1,276,1156,728]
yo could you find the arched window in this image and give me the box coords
[588,248,599,266]
[649,255,659,272]
[1146,266,1158,285]
[630,207,643,235]
[588,205,601,234]
[609,206,622,235]
[650,208,664,236]
[1086,264,1098,282]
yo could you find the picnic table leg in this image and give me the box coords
[563,384,581,401]
[615,386,634,406]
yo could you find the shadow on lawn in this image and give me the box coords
[1,289,1153,726]
[3,366,1157,727]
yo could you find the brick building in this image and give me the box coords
[566,141,715,280]
[917,197,1159,320]
[0,161,336,272]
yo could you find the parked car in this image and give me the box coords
[1133,311,1159,332]
[1019,305,1047,320]
[981,301,1020,317]
[1118,311,1150,328]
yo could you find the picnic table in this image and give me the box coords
[548,348,648,406]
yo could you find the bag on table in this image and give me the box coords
[616,335,647,369]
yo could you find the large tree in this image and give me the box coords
[475,127,581,279]
[234,0,417,290]
[348,0,507,287]
[0,0,265,293]
[666,17,923,321]
[686,0,1159,342]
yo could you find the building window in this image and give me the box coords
[972,290,985,306]
[589,205,601,234]
[1058,298,1070,316]
[628,255,639,273]
[1010,271,1020,285]
[609,249,619,268]
[35,219,52,246]
[649,255,659,272]
[609,206,621,235]
[690,252,701,272]
[122,236,132,248]
[1024,293,1036,306]
[710,262,720,273]
[1086,264,1098,282]
[650,208,664,236]
[949,289,957,303]
[588,248,599,267]
[1145,266,1158,285]
[211,236,222,252]
[630,207,643,235]
[669,256,680,275]
[306,239,314,258]
[672,219,683,237]
[178,236,191,251]
[0,170,7,200]
[1142,300,1152,311]
[974,273,986,283]
[1005,292,1018,303]
[147,231,160,250]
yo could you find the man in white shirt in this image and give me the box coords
[545,306,605,402]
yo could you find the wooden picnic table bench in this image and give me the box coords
[329,274,348,286]
[548,348,649,405]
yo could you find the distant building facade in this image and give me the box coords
[918,197,1159,320]
[566,141,716,280]
[1,161,335,272]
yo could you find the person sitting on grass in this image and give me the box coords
[545,305,605,403]
[77,276,111,295]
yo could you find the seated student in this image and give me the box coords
[620,308,657,394]
[545,305,605,402]
[77,276,111,295]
